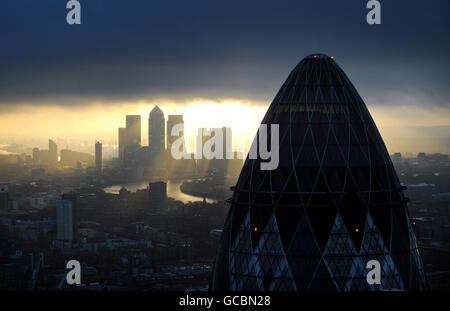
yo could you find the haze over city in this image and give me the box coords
[0,0,449,155]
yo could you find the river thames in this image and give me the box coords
[103,179,218,203]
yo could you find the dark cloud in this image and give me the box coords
[0,0,449,109]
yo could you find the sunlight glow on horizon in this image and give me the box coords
[0,98,449,155]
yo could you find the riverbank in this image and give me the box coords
[103,179,218,203]
[180,180,232,201]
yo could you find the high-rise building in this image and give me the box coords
[95,141,102,171]
[48,139,58,165]
[62,192,77,227]
[211,54,427,291]
[118,127,127,161]
[148,181,167,212]
[0,185,8,211]
[61,192,77,209]
[126,115,141,146]
[149,106,165,155]
[392,153,402,164]
[32,148,40,165]
[56,200,73,243]
[167,114,184,153]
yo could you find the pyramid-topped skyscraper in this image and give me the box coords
[211,54,427,291]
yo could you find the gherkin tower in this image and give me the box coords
[211,54,427,291]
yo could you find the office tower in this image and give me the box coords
[149,106,165,154]
[0,185,8,210]
[211,54,427,291]
[126,115,141,146]
[95,141,102,171]
[118,127,127,161]
[56,200,73,243]
[392,152,402,163]
[167,114,184,152]
[392,153,402,165]
[48,139,58,165]
[148,181,167,212]
[61,192,77,209]
[62,192,77,226]
[32,148,40,165]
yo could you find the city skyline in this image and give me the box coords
[0,102,449,156]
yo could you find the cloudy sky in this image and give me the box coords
[0,0,449,153]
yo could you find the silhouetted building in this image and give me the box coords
[149,106,165,155]
[148,181,167,213]
[167,114,184,153]
[61,192,77,209]
[392,152,402,164]
[0,185,8,210]
[48,139,58,166]
[212,54,427,291]
[56,200,73,244]
[32,148,40,165]
[37,149,50,166]
[126,115,141,146]
[61,192,77,224]
[118,127,127,162]
[124,115,141,164]
[95,141,102,171]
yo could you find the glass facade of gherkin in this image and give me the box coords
[211,54,427,291]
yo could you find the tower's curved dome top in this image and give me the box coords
[305,53,332,59]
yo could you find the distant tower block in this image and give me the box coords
[95,141,102,171]
[56,200,73,244]
[126,115,141,146]
[149,106,165,155]
[118,127,127,162]
[167,114,184,152]
[148,181,167,213]
[49,139,58,166]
